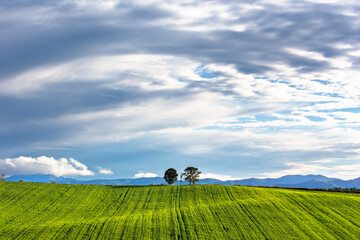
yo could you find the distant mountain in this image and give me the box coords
[228,175,360,189]
[6,174,78,184]
[83,177,166,186]
[6,174,167,185]
[5,174,360,189]
[230,174,338,187]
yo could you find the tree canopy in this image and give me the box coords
[164,168,178,185]
[182,167,201,185]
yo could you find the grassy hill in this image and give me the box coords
[1,182,360,239]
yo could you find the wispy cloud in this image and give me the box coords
[263,161,360,180]
[0,0,359,179]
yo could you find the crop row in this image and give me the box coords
[1,182,360,239]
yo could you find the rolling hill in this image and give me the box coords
[1,181,360,239]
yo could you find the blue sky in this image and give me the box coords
[1,0,360,180]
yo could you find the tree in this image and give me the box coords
[182,167,201,185]
[0,173,5,181]
[164,168,178,185]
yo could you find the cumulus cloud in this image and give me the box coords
[96,167,114,175]
[0,156,94,177]
[134,171,158,178]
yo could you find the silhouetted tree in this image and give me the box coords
[164,168,178,185]
[182,167,201,185]
[0,173,5,181]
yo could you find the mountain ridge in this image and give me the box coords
[5,174,360,189]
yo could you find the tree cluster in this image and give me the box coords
[327,187,360,193]
[163,167,201,185]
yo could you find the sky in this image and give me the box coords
[1,0,360,180]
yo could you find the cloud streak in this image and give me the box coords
[0,0,359,179]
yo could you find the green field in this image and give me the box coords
[1,182,360,239]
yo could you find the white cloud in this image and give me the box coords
[0,54,195,96]
[263,163,329,178]
[134,171,158,178]
[1,0,360,180]
[0,156,94,177]
[151,127,360,154]
[200,173,240,181]
[96,167,114,175]
[263,161,360,180]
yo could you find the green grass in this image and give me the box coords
[1,182,360,239]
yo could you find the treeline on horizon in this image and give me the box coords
[255,185,360,193]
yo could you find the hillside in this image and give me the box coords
[1,182,360,239]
